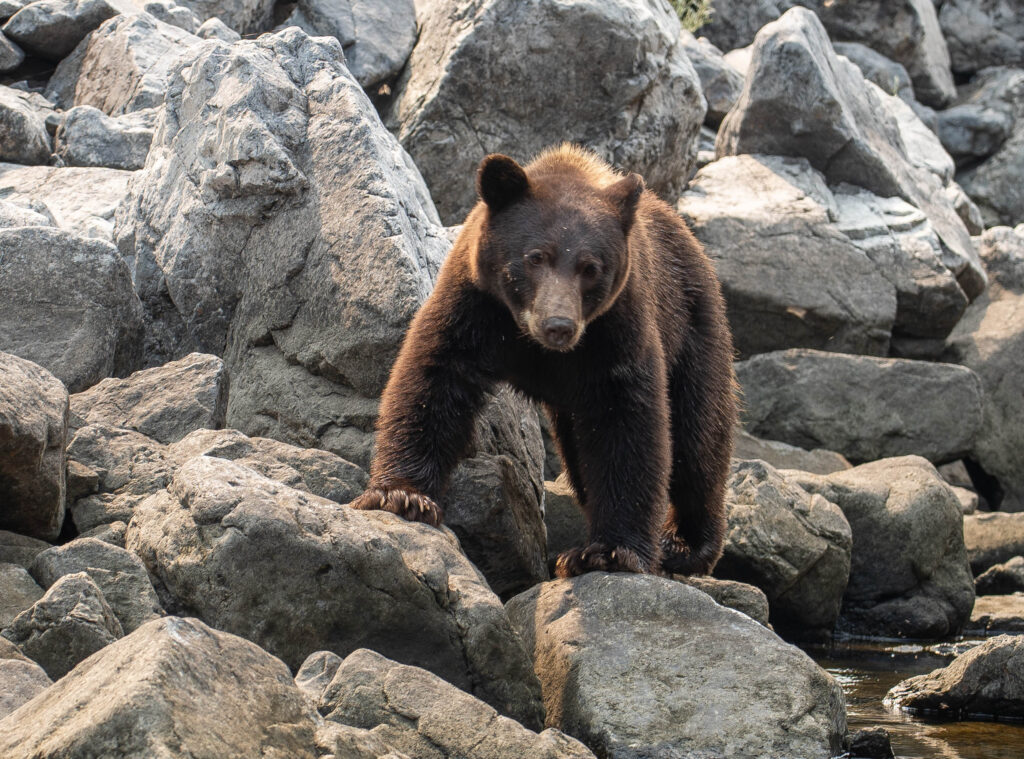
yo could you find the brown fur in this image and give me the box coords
[351,144,738,577]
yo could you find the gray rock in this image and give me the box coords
[975,556,1024,595]
[0,30,22,71]
[283,0,416,89]
[114,29,449,464]
[194,15,236,41]
[695,0,800,52]
[885,634,1024,719]
[944,226,1024,511]
[30,537,162,633]
[0,198,50,227]
[0,163,132,241]
[0,86,51,164]
[543,477,586,569]
[673,575,772,627]
[45,13,206,116]
[717,7,985,298]
[951,485,979,515]
[939,0,1024,74]
[0,563,43,628]
[0,617,319,758]
[294,649,342,705]
[173,0,272,33]
[847,727,895,759]
[791,456,975,638]
[834,41,914,103]
[387,0,705,223]
[945,180,987,235]
[506,574,846,759]
[125,455,544,727]
[140,0,200,31]
[70,353,228,444]
[313,722,410,759]
[736,349,984,464]
[678,155,897,358]
[967,593,1024,634]
[0,531,50,568]
[54,105,155,170]
[1,572,122,679]
[678,30,743,127]
[715,460,852,638]
[937,104,1014,166]
[956,68,1024,227]
[309,648,595,759]
[732,428,851,475]
[0,353,68,540]
[0,657,50,719]
[963,513,1024,574]
[78,520,127,547]
[0,227,144,393]
[2,0,120,59]
[0,0,28,22]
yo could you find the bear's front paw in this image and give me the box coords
[554,542,658,578]
[659,530,716,576]
[349,486,444,527]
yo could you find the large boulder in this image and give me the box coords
[694,0,799,52]
[0,531,51,568]
[303,648,595,759]
[0,617,319,758]
[886,634,1024,719]
[0,353,68,541]
[678,30,743,127]
[677,155,897,358]
[506,574,846,758]
[70,353,227,444]
[963,512,1024,575]
[717,7,984,298]
[938,0,1024,74]
[736,349,983,464]
[944,226,1024,510]
[715,460,852,639]
[126,455,544,727]
[0,86,51,165]
[386,0,705,223]
[0,227,144,393]
[0,563,43,628]
[1,572,123,679]
[2,0,122,59]
[791,456,975,638]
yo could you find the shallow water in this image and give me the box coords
[808,638,1024,759]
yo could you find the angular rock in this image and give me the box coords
[0,563,43,628]
[173,0,272,33]
[0,227,143,393]
[126,455,544,727]
[114,29,449,463]
[956,68,1024,228]
[283,0,416,89]
[885,634,1024,719]
[939,0,1024,74]
[732,428,851,475]
[0,353,68,540]
[673,575,771,627]
[736,349,984,464]
[313,722,409,759]
[951,485,979,515]
[0,163,132,241]
[944,226,1024,510]
[309,648,595,759]
[715,460,851,638]
[45,12,206,116]
[717,7,984,298]
[30,537,162,633]
[0,86,51,164]
[937,103,1014,168]
[0,199,50,227]
[834,41,914,103]
[679,30,743,127]
[678,155,897,358]
[194,15,236,41]
[0,617,318,757]
[1,572,122,679]
[387,0,705,223]
[695,0,799,52]
[0,31,22,71]
[0,531,50,568]
[506,574,846,758]
[967,594,1024,634]
[54,105,155,170]
[963,512,1024,575]
[70,353,227,444]
[975,556,1024,595]
[78,520,127,547]
[2,0,120,59]
[791,457,975,638]
[0,657,50,719]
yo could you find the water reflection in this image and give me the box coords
[807,638,1024,759]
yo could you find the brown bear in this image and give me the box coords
[351,144,737,577]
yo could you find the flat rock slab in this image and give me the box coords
[963,512,1024,575]
[0,353,68,540]
[736,348,983,464]
[0,616,318,758]
[966,594,1024,634]
[506,573,846,759]
[886,634,1024,720]
[126,455,544,728]
[732,428,851,475]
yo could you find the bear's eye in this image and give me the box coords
[579,261,601,279]
[524,250,545,267]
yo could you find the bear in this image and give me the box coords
[350,144,737,577]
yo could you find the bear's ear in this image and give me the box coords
[604,173,645,232]
[477,154,530,212]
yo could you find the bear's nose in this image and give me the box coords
[542,317,576,348]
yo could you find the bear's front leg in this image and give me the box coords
[554,355,672,578]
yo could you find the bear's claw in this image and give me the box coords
[350,486,444,527]
[659,529,717,576]
[554,542,657,578]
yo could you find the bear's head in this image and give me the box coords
[472,153,643,352]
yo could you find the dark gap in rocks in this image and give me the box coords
[0,55,54,90]
[56,510,79,545]
[964,457,1004,511]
